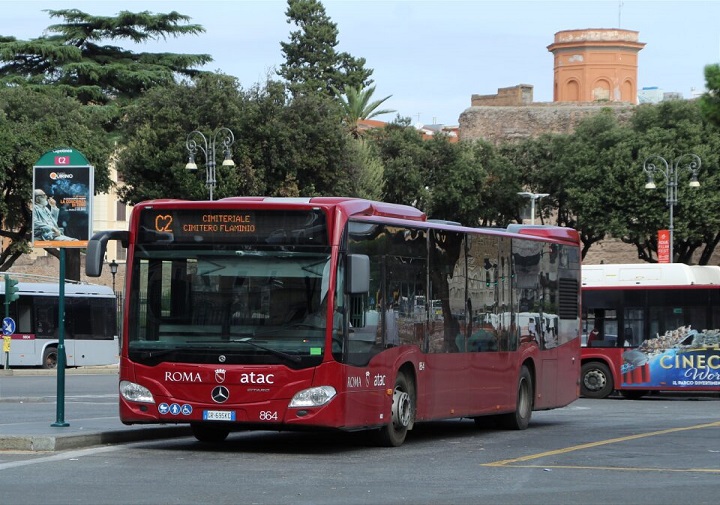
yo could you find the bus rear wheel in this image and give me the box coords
[191,423,230,443]
[581,362,613,399]
[498,365,533,430]
[42,347,58,369]
[376,371,414,447]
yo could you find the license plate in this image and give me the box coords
[203,410,236,421]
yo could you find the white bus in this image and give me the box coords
[581,263,720,398]
[1,281,118,368]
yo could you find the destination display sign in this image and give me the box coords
[139,209,328,245]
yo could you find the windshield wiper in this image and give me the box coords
[137,349,177,360]
[231,337,302,364]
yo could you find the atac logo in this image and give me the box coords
[215,368,226,384]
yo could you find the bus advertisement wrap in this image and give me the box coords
[621,328,720,388]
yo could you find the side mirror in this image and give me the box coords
[86,230,129,276]
[346,254,370,294]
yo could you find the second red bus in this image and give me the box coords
[581,263,720,399]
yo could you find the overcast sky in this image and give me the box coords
[5,0,720,125]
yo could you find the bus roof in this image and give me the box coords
[134,197,579,245]
[582,263,720,287]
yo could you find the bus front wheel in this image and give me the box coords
[376,371,415,447]
[581,362,614,399]
[42,347,58,369]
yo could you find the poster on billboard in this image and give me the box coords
[32,147,94,248]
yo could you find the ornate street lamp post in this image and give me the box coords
[109,259,118,293]
[185,127,236,200]
[642,154,701,263]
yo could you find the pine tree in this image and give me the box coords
[0,9,211,104]
[278,0,373,96]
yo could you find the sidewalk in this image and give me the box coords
[0,366,191,451]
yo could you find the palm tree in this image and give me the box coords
[331,85,395,137]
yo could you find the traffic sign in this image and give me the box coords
[2,316,15,336]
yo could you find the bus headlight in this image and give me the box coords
[289,386,336,408]
[120,380,155,404]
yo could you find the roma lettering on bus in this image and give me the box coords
[347,376,362,388]
[239,372,274,384]
[165,371,202,382]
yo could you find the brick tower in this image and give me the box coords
[547,29,645,103]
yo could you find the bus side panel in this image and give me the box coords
[7,334,40,366]
[536,338,581,409]
[419,352,515,419]
[314,359,394,429]
[534,348,557,408]
[72,337,120,366]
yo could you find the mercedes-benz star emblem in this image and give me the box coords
[211,386,229,403]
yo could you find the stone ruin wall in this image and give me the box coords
[459,101,635,145]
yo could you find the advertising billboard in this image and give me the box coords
[32,148,94,248]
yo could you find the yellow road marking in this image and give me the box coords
[492,464,720,474]
[483,421,720,470]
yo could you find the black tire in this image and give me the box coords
[498,365,533,430]
[191,423,230,443]
[376,371,415,447]
[581,361,614,399]
[620,389,648,400]
[42,347,58,369]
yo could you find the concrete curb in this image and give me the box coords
[3,365,119,377]
[0,426,192,451]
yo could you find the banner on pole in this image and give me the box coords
[657,229,670,263]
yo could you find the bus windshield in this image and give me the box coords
[127,208,332,368]
[129,247,332,367]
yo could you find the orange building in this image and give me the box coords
[547,29,645,103]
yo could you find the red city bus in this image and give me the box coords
[86,197,581,446]
[581,263,720,399]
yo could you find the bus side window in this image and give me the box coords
[35,300,57,337]
[619,327,632,347]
